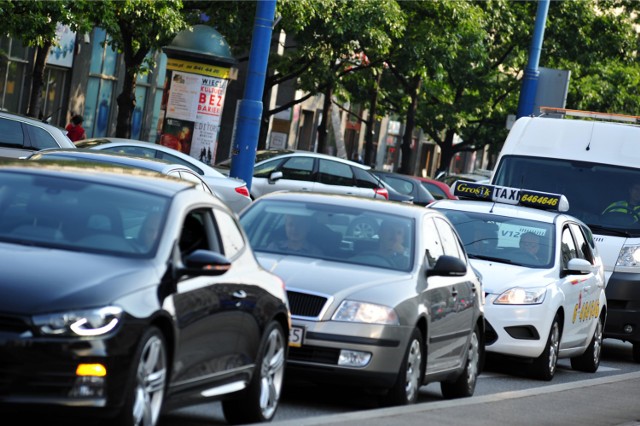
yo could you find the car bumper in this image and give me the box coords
[0,324,141,415]
[483,295,554,359]
[287,318,410,388]
[604,271,640,343]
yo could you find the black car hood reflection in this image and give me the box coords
[0,242,159,314]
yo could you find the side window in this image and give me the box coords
[561,227,578,269]
[569,223,595,264]
[158,151,203,174]
[180,209,210,259]
[254,158,283,178]
[353,168,379,189]
[434,217,465,260]
[280,157,315,182]
[318,159,354,186]
[0,118,24,147]
[213,209,246,258]
[422,216,445,268]
[104,145,156,159]
[28,126,59,149]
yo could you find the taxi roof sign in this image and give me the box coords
[452,180,570,212]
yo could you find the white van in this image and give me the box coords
[491,107,640,363]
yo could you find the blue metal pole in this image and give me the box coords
[229,0,277,190]
[516,0,550,119]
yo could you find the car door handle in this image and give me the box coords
[582,286,591,292]
[232,290,247,299]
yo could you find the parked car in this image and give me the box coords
[431,181,607,381]
[415,176,457,200]
[377,177,414,204]
[75,137,252,214]
[0,111,75,159]
[371,170,436,206]
[240,191,484,406]
[0,161,290,425]
[28,149,216,196]
[216,150,389,201]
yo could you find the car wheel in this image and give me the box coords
[531,314,561,381]
[383,328,424,406]
[114,326,167,426]
[222,321,286,424]
[441,324,481,399]
[570,314,603,372]
[633,342,640,363]
[346,218,378,239]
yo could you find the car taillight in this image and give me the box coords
[374,188,389,200]
[235,185,250,198]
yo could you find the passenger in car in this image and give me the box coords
[377,219,410,268]
[520,232,541,261]
[268,215,321,255]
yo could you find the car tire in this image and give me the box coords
[531,314,561,381]
[114,326,167,426]
[382,328,424,406]
[633,342,640,363]
[441,324,481,399]
[222,321,286,424]
[570,314,603,372]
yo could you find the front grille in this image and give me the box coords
[287,291,328,317]
[0,362,76,398]
[288,345,340,365]
[0,314,31,334]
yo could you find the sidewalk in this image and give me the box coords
[272,371,640,426]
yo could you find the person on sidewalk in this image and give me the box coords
[65,114,87,142]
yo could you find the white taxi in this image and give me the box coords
[431,181,607,381]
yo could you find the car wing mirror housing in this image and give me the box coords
[179,249,231,277]
[426,255,467,278]
[269,171,283,183]
[564,258,593,276]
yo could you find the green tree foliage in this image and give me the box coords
[89,0,186,138]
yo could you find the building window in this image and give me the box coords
[84,28,118,138]
[0,38,29,113]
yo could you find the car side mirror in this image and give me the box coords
[426,255,467,278]
[178,249,231,278]
[269,171,283,183]
[564,258,593,275]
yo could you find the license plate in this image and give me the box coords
[289,326,304,347]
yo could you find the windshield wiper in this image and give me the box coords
[587,224,632,238]
[468,254,514,264]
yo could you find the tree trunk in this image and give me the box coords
[115,69,136,138]
[364,70,382,167]
[437,129,457,174]
[316,85,332,153]
[26,42,52,119]
[398,75,421,175]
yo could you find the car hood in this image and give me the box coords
[255,252,412,304]
[0,242,159,314]
[470,259,556,294]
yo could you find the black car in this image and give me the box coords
[0,162,290,425]
[372,170,436,206]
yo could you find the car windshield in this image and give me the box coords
[436,208,555,268]
[240,199,415,272]
[0,171,169,257]
[493,155,640,237]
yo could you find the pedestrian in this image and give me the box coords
[65,114,87,142]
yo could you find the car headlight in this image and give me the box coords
[616,244,640,271]
[494,287,546,305]
[332,300,399,325]
[33,306,123,337]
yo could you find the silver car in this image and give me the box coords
[240,191,484,406]
[216,150,389,201]
[0,111,75,159]
[75,138,252,214]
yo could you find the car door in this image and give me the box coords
[170,208,244,386]
[558,225,594,349]
[423,216,473,371]
[252,156,315,198]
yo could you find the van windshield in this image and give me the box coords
[493,155,640,237]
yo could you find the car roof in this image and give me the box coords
[431,198,565,224]
[0,160,193,197]
[29,148,188,174]
[0,110,65,131]
[254,150,373,170]
[251,190,435,218]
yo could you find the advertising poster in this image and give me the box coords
[161,69,229,165]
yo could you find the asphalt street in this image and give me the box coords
[270,371,640,426]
